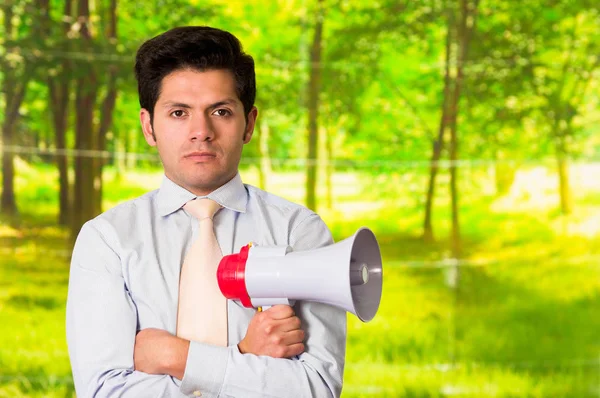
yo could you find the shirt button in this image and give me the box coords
[193,391,202,397]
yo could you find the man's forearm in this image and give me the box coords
[134,328,190,380]
[179,302,345,398]
[164,335,190,380]
[182,340,340,398]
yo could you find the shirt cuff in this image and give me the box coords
[180,341,230,397]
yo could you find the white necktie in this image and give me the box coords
[176,198,227,346]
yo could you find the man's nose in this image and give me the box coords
[189,114,215,142]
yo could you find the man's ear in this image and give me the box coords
[243,106,258,144]
[140,109,156,146]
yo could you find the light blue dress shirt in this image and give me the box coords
[66,173,347,397]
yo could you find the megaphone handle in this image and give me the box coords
[257,304,300,361]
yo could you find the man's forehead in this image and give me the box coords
[156,69,241,107]
[161,68,235,86]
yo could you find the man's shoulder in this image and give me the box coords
[244,184,314,215]
[243,183,331,238]
[74,190,159,254]
[88,189,159,230]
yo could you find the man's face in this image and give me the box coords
[140,69,257,196]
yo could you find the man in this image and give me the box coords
[66,26,346,397]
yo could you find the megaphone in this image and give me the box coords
[217,227,383,322]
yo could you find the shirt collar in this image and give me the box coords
[156,173,248,216]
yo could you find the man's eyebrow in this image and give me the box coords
[207,99,239,109]
[161,102,193,109]
[160,99,240,109]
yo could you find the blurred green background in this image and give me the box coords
[1,0,600,397]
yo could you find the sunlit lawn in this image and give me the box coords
[1,159,599,397]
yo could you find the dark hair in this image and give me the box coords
[134,26,256,120]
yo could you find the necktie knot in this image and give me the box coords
[184,198,221,220]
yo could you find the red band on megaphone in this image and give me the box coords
[217,244,253,308]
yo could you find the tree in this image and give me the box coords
[305,0,325,211]
[317,0,409,210]
[529,4,600,214]
[41,0,73,226]
[93,0,119,216]
[423,0,480,259]
[1,0,42,217]
[70,0,98,237]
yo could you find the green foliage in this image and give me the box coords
[4,0,598,169]
[1,163,599,397]
[2,0,600,396]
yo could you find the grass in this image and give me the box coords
[1,159,599,397]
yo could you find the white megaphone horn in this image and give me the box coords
[217,227,383,322]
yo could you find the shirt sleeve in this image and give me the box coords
[180,213,347,398]
[66,220,190,398]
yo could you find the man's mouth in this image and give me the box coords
[184,151,217,162]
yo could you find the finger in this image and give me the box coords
[266,305,295,320]
[262,317,296,336]
[277,316,302,332]
[285,342,305,358]
[281,329,305,345]
[269,328,305,347]
[269,342,305,359]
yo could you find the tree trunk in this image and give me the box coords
[550,116,573,217]
[448,0,467,259]
[114,129,125,182]
[72,79,98,237]
[1,122,18,216]
[126,128,138,169]
[94,69,118,215]
[556,138,572,215]
[325,126,333,210]
[449,0,479,259]
[423,10,453,242]
[423,0,478,254]
[49,75,72,226]
[45,0,72,226]
[1,5,16,217]
[93,0,119,216]
[71,0,98,238]
[257,119,272,190]
[448,120,461,259]
[305,0,324,211]
[494,160,517,196]
[1,5,35,217]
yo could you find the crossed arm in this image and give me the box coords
[66,220,346,398]
[133,305,306,380]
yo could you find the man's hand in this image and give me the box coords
[238,305,305,358]
[134,328,189,380]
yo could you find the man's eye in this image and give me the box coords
[171,110,185,118]
[213,109,231,117]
